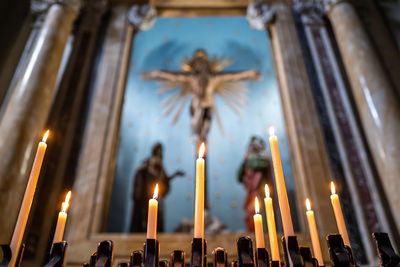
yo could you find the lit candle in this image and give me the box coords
[264,185,280,261]
[268,126,294,239]
[10,130,49,267]
[53,191,71,243]
[330,182,350,246]
[194,142,205,239]
[147,184,159,239]
[253,197,265,249]
[305,198,324,266]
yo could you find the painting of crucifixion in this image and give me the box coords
[108,16,297,234]
[142,49,261,143]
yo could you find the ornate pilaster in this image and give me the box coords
[247,1,337,243]
[324,0,400,235]
[66,4,147,255]
[0,0,79,243]
[293,0,399,262]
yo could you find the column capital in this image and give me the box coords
[293,0,325,25]
[31,0,81,14]
[30,0,80,28]
[128,4,157,31]
[323,0,347,13]
[246,0,276,30]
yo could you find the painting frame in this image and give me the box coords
[65,4,334,266]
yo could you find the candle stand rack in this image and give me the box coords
[43,241,68,267]
[0,243,24,267]
[327,234,358,267]
[372,233,400,267]
[237,236,255,267]
[131,250,144,267]
[0,245,12,267]
[255,247,269,267]
[191,238,207,267]
[171,249,185,267]
[213,247,227,267]
[282,236,303,267]
[0,231,399,267]
[144,239,160,267]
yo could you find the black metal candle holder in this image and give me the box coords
[82,251,96,267]
[73,231,400,267]
[236,236,254,267]
[144,239,160,267]
[159,259,169,267]
[255,248,269,267]
[131,250,143,267]
[282,236,302,267]
[43,241,68,267]
[326,234,357,267]
[0,244,12,267]
[94,240,114,267]
[171,250,185,267]
[190,238,206,267]
[213,247,228,267]
[372,232,400,267]
[0,243,24,267]
[299,247,318,267]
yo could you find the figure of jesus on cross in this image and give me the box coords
[142,49,262,143]
[142,49,261,209]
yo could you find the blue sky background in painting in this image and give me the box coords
[107,16,296,233]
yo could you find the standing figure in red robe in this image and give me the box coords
[238,136,272,231]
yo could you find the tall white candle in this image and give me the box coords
[147,184,159,239]
[268,126,294,239]
[305,198,324,266]
[330,182,350,246]
[264,184,280,262]
[253,197,265,249]
[194,143,205,239]
[10,130,49,267]
[53,191,71,243]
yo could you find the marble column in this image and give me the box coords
[253,1,337,237]
[0,1,78,243]
[325,0,400,233]
[294,1,387,261]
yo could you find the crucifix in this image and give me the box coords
[142,49,262,209]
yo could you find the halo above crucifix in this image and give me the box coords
[142,49,262,143]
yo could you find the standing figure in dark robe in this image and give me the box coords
[238,136,272,231]
[130,143,184,233]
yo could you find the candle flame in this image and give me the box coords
[331,181,336,195]
[153,184,159,199]
[306,198,311,211]
[265,184,270,198]
[42,130,50,143]
[65,191,71,203]
[255,197,260,214]
[61,191,71,213]
[268,126,276,136]
[198,142,205,158]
